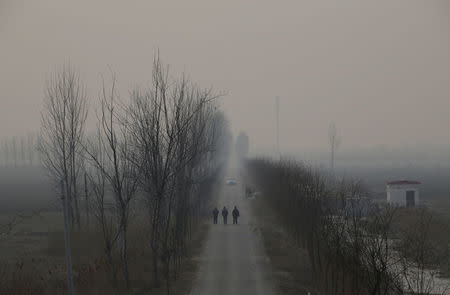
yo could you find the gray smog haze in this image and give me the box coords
[2,0,450,155]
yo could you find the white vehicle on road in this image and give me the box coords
[225,178,238,185]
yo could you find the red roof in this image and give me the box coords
[387,180,421,185]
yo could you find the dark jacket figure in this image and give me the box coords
[232,206,240,224]
[212,207,219,224]
[222,207,228,224]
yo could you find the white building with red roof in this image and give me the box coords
[386,180,420,207]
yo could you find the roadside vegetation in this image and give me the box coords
[0,56,231,295]
[246,158,450,295]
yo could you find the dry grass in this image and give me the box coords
[0,210,211,295]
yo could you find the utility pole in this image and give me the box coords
[328,122,340,173]
[61,180,75,295]
[275,96,280,160]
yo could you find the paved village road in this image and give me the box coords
[190,170,275,295]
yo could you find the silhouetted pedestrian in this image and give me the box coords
[222,206,228,224]
[232,206,240,224]
[212,207,219,224]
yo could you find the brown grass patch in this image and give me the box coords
[0,210,212,295]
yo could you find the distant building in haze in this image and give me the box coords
[386,180,421,207]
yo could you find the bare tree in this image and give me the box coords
[33,58,229,293]
[328,122,341,172]
[20,137,25,166]
[38,65,88,230]
[84,172,90,229]
[27,133,36,166]
[12,137,17,167]
[397,208,450,295]
[0,138,6,166]
[85,73,139,289]
[126,56,221,290]
[87,142,120,286]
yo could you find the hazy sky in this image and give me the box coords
[2,0,450,153]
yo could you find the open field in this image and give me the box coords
[335,165,450,215]
[0,210,211,295]
[0,167,54,213]
[0,166,218,295]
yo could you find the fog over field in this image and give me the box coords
[1,1,450,295]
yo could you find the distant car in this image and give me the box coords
[226,179,238,185]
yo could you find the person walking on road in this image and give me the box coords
[222,206,228,224]
[232,206,240,224]
[212,207,219,224]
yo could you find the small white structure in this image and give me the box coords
[386,180,420,207]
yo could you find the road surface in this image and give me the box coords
[191,171,275,295]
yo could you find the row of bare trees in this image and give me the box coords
[38,58,231,293]
[246,159,449,295]
[0,134,39,167]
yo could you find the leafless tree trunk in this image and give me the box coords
[87,152,120,287]
[84,172,90,229]
[19,137,25,166]
[0,139,6,167]
[27,133,36,166]
[60,180,75,295]
[12,137,17,167]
